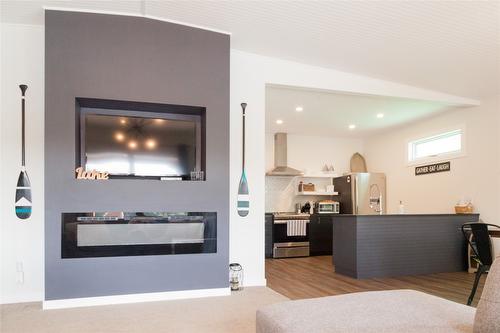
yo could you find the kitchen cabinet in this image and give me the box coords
[309,214,334,256]
[265,213,274,258]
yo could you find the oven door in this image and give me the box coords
[272,221,309,244]
[272,220,309,258]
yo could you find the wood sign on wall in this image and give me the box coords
[75,167,109,180]
[415,161,451,176]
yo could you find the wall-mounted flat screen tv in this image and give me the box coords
[80,109,202,179]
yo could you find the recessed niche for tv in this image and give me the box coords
[61,212,217,258]
[76,98,206,180]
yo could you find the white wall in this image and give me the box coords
[364,97,500,223]
[264,133,363,212]
[1,19,479,303]
[1,24,45,303]
[265,133,364,175]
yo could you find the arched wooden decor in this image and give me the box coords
[350,152,367,173]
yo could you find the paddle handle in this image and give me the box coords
[20,85,28,167]
[241,103,247,171]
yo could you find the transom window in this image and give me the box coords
[408,129,464,163]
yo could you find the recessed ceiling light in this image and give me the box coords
[276,119,284,125]
[295,106,304,112]
[120,119,127,125]
[128,141,137,149]
[376,113,384,118]
[348,124,356,130]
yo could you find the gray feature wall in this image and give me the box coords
[45,11,229,300]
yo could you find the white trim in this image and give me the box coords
[43,287,230,310]
[244,278,267,287]
[406,124,467,166]
[42,7,232,35]
[407,150,466,167]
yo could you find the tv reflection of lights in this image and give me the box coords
[145,139,156,149]
[115,132,125,141]
[128,141,137,149]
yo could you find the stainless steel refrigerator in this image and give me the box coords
[333,173,387,215]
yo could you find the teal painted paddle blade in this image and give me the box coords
[237,171,249,217]
[15,170,32,219]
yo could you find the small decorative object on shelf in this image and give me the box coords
[298,182,315,192]
[399,200,405,214]
[298,181,303,192]
[455,203,474,214]
[190,170,204,181]
[229,263,244,291]
[455,197,474,214]
[321,164,335,174]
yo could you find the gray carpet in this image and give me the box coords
[0,287,288,333]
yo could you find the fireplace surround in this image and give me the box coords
[45,10,229,303]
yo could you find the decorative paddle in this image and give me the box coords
[237,103,249,217]
[15,84,32,220]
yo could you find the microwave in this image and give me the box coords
[317,200,340,214]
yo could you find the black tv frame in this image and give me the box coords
[75,97,206,180]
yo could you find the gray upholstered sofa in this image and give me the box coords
[257,257,500,333]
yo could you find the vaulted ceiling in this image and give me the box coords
[2,1,499,99]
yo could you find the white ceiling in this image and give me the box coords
[266,85,455,137]
[2,1,499,99]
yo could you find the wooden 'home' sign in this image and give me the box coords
[75,167,109,180]
[415,161,450,176]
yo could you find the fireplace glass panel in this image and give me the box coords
[62,212,216,258]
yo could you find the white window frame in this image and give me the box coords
[406,125,466,166]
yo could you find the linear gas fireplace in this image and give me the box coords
[62,212,217,258]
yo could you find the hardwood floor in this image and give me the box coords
[266,255,485,307]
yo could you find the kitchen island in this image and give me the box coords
[332,214,479,279]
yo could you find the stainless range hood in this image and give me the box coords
[266,133,303,176]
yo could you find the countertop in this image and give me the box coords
[332,213,479,217]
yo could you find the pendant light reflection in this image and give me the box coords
[115,132,125,142]
[128,141,138,149]
[145,139,156,149]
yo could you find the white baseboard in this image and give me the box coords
[244,278,267,287]
[43,287,230,310]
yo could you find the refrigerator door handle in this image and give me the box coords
[354,176,359,215]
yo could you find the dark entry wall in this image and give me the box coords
[45,10,229,300]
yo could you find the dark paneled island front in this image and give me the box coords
[332,214,480,279]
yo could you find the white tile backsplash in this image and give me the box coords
[265,176,334,212]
